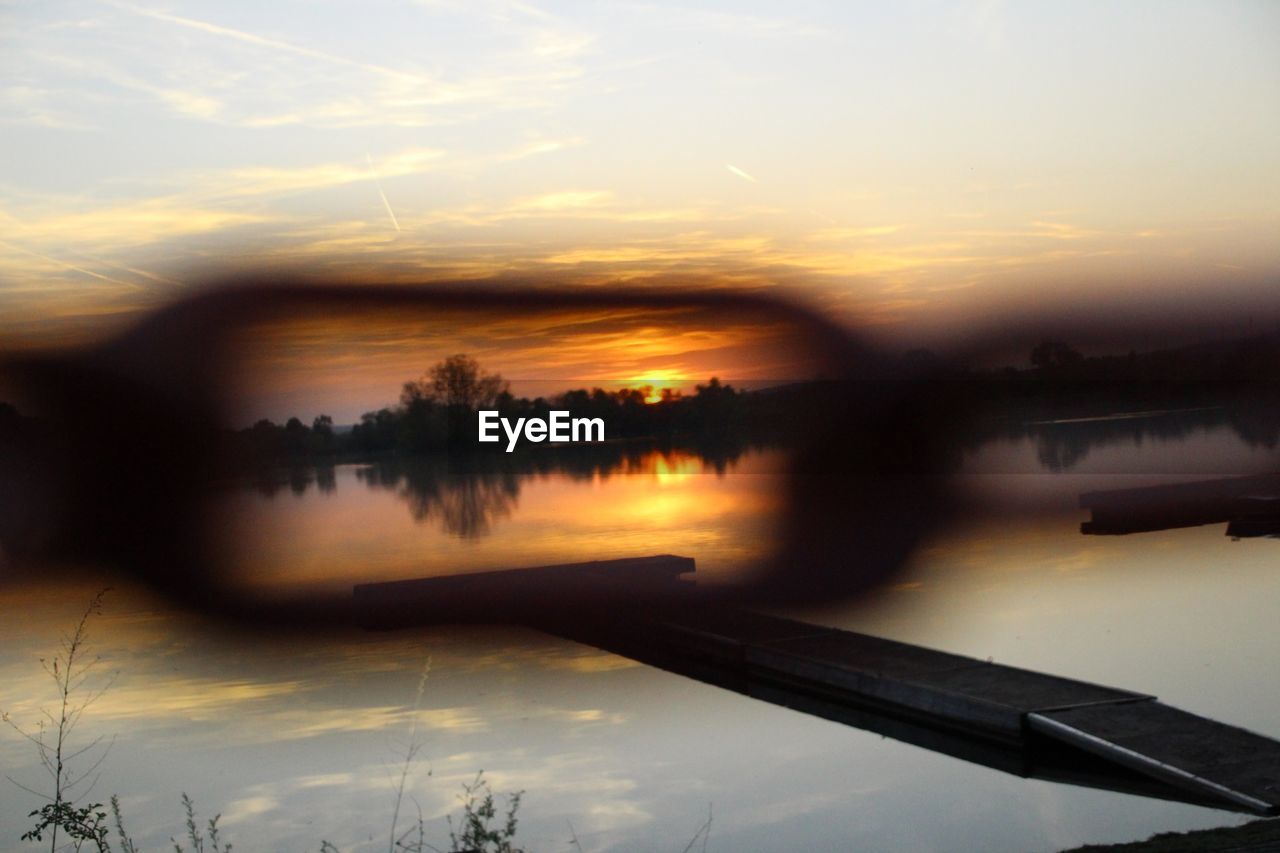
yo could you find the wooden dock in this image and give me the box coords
[356,555,1280,815]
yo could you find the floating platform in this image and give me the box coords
[1080,473,1280,536]
[356,555,1280,815]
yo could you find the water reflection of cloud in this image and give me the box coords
[4,541,1269,850]
[0,582,681,846]
[10,427,1279,846]
[452,643,642,676]
[0,586,647,757]
[227,449,784,591]
[82,677,305,722]
[218,791,280,828]
[295,772,355,788]
[265,706,490,739]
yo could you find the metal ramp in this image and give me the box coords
[1031,702,1280,814]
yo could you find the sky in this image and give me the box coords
[231,303,823,422]
[1,0,1278,362]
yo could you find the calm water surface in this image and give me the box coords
[2,416,1278,851]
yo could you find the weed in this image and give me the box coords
[677,804,712,853]
[443,772,523,853]
[112,795,140,853]
[388,770,524,853]
[387,658,433,853]
[2,588,116,852]
[19,800,109,851]
[170,792,231,853]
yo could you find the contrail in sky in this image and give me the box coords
[366,154,402,232]
[0,209,175,287]
[101,0,441,87]
[725,163,759,183]
[0,239,146,290]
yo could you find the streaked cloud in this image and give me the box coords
[5,0,592,131]
[2,202,273,249]
[101,0,450,87]
[806,225,905,242]
[220,148,448,199]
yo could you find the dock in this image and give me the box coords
[356,555,1280,815]
[1080,473,1280,536]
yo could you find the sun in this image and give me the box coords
[627,370,687,403]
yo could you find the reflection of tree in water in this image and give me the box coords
[241,439,754,539]
[315,465,337,493]
[356,459,519,539]
[355,441,752,538]
[1024,407,1223,468]
[1228,399,1280,450]
[250,463,337,498]
[1029,409,1224,472]
[1016,403,1280,472]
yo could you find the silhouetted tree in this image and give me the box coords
[282,416,311,455]
[400,354,509,447]
[402,354,508,411]
[1030,341,1084,371]
[351,407,401,452]
[685,377,739,433]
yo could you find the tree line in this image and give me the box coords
[236,354,749,459]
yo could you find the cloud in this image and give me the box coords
[965,0,1008,48]
[100,0,449,89]
[1,202,273,250]
[0,84,96,130]
[0,146,446,261]
[806,225,904,241]
[0,239,149,291]
[1,0,595,132]
[616,3,829,40]
[509,190,615,212]
[221,149,447,199]
[73,0,591,129]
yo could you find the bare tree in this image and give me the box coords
[401,355,508,411]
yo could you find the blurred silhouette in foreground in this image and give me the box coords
[2,279,1278,630]
[0,281,962,628]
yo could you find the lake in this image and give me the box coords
[2,411,1278,851]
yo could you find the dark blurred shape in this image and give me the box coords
[355,554,697,628]
[1030,340,1084,372]
[0,280,958,627]
[1226,499,1280,539]
[1081,474,1280,536]
[6,280,1277,628]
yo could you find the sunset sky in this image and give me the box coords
[2,1,1278,360]
[232,303,820,422]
